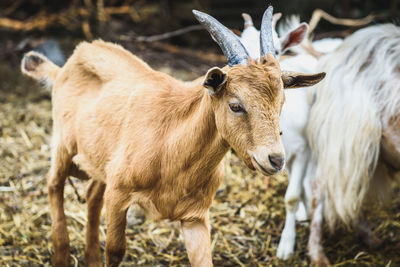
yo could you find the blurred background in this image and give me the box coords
[1,0,399,266]
[0,0,398,70]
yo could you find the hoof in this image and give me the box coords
[277,233,295,260]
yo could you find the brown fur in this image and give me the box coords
[21,40,323,266]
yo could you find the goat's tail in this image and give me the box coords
[21,51,60,87]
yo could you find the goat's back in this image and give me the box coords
[51,40,188,180]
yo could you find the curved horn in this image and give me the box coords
[193,10,249,66]
[272,12,282,29]
[260,6,276,58]
[242,13,254,29]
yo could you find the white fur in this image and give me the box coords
[307,24,400,230]
[239,15,342,260]
[239,24,281,58]
[312,38,343,53]
[240,26,263,60]
[276,58,317,260]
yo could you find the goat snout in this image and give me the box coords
[250,147,285,175]
[269,154,284,171]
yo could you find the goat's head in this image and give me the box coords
[194,6,325,175]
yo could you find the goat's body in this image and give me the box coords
[22,39,290,266]
[22,8,325,264]
[25,40,233,266]
[53,40,226,221]
[24,33,303,265]
[307,24,400,264]
[308,24,400,228]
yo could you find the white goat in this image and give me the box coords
[306,24,400,265]
[239,14,342,260]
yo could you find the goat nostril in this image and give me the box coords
[268,155,284,170]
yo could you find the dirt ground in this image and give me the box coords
[0,38,399,266]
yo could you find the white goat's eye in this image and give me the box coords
[229,103,245,113]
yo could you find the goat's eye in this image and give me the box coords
[229,103,245,113]
[280,131,283,136]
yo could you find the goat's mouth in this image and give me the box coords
[251,156,277,176]
[243,157,256,170]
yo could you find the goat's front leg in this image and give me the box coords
[308,195,330,266]
[47,142,72,267]
[104,187,130,267]
[277,153,308,260]
[181,211,213,267]
[277,209,297,260]
[85,180,106,266]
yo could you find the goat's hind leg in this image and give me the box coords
[47,141,73,267]
[353,163,389,249]
[308,195,330,266]
[85,180,106,267]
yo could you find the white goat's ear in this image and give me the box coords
[203,67,227,95]
[282,71,325,89]
[280,22,308,53]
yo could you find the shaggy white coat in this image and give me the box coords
[307,24,400,230]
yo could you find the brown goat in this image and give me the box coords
[21,8,324,267]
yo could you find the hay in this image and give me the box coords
[0,49,399,266]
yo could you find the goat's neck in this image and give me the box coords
[146,81,230,220]
[171,81,229,175]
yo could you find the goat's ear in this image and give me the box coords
[282,71,325,89]
[280,23,308,53]
[203,67,228,95]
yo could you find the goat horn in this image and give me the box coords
[260,6,276,59]
[193,10,249,66]
[242,13,254,29]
